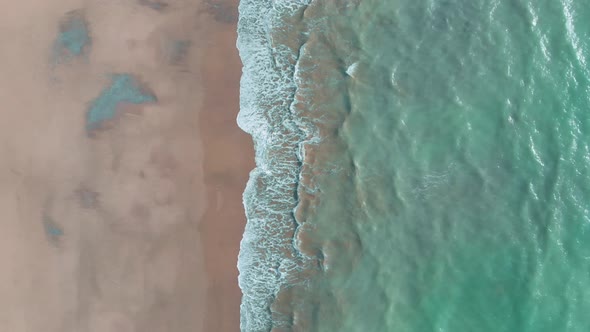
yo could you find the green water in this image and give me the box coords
[237,0,590,331]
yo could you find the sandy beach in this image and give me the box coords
[0,0,250,331]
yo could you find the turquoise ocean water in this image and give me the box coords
[237,0,590,331]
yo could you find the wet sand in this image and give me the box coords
[198,0,253,331]
[0,0,250,331]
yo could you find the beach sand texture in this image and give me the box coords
[0,0,250,331]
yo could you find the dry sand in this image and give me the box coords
[0,0,251,331]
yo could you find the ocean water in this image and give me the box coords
[237,0,590,331]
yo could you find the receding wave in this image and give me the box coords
[236,0,317,331]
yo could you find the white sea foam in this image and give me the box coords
[236,0,314,331]
[346,62,359,78]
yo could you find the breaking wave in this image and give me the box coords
[236,0,317,331]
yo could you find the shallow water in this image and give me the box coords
[54,10,90,62]
[86,74,156,130]
[237,0,590,331]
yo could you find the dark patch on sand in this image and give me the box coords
[43,214,64,245]
[131,203,151,220]
[75,186,100,209]
[138,0,169,12]
[163,39,191,65]
[202,1,238,24]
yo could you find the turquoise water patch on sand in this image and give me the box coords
[45,225,63,237]
[43,216,63,244]
[86,74,156,130]
[164,39,190,64]
[54,11,90,62]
